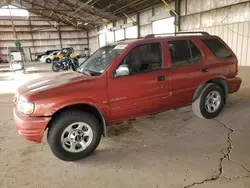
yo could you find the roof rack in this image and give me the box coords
[144,32,210,39]
[116,37,143,42]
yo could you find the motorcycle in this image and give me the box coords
[52,52,79,72]
[52,56,79,72]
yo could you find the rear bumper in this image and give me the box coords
[227,77,242,94]
[14,109,51,143]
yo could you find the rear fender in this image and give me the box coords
[193,77,228,103]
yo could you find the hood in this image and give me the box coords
[17,72,92,98]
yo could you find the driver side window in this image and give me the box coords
[121,43,163,75]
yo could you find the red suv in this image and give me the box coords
[14,32,242,161]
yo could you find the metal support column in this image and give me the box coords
[137,12,140,38]
[175,0,181,32]
[161,0,180,33]
[7,5,17,40]
[87,31,90,55]
[28,17,35,61]
[58,24,63,48]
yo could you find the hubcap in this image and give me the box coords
[205,91,221,113]
[61,122,93,153]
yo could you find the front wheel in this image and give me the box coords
[52,63,60,72]
[47,111,101,161]
[46,58,52,63]
[192,83,225,119]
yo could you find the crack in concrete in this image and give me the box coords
[216,119,234,161]
[183,119,234,188]
[221,175,250,181]
[228,157,250,173]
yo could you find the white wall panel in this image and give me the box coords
[116,19,124,26]
[126,14,137,24]
[154,3,175,15]
[180,0,186,16]
[242,22,250,66]
[186,0,248,15]
[89,36,98,54]
[0,32,15,40]
[30,21,51,26]
[0,41,33,47]
[34,40,60,46]
[61,31,87,39]
[140,9,152,25]
[140,24,152,37]
[88,28,98,37]
[61,39,87,45]
[0,24,87,61]
[181,1,250,66]
[182,21,250,66]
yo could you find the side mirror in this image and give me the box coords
[115,64,130,77]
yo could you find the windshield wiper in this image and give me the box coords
[84,69,101,76]
[76,69,91,76]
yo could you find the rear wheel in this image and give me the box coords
[192,83,225,119]
[47,111,101,161]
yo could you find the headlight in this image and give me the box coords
[17,99,35,115]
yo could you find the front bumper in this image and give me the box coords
[40,58,46,63]
[14,109,51,143]
[227,77,242,94]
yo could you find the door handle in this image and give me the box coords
[157,76,165,82]
[202,68,209,73]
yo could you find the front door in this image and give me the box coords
[107,42,170,123]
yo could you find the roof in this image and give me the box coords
[4,0,172,30]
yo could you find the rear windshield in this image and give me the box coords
[202,39,233,59]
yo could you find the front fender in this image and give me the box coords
[45,98,108,119]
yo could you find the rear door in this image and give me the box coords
[107,42,170,123]
[167,39,205,106]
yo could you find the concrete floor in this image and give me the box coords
[0,63,250,188]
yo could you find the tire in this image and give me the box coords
[46,58,52,63]
[47,111,101,161]
[192,83,225,119]
[52,63,60,72]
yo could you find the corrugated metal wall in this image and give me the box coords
[180,0,250,66]
[181,22,250,66]
[89,0,250,67]
[0,12,88,61]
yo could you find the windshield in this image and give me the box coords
[50,51,58,56]
[77,45,126,76]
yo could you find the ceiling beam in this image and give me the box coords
[58,0,94,25]
[15,0,81,28]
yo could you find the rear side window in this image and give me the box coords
[189,41,202,64]
[168,40,202,67]
[202,39,233,59]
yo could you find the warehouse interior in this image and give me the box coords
[0,0,250,187]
